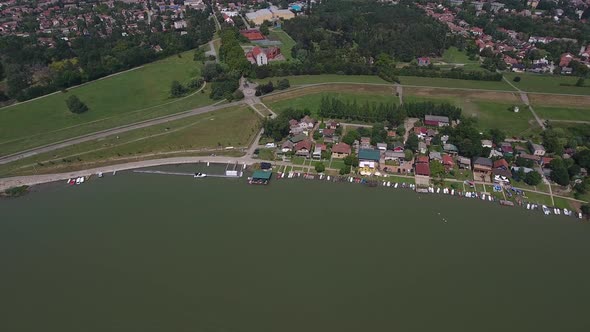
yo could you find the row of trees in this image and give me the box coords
[255,79,290,96]
[318,97,462,125]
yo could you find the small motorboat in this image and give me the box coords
[394,183,399,188]
[526,203,530,210]
[194,173,207,178]
[98,172,103,178]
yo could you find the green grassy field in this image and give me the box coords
[0,49,213,156]
[268,29,296,61]
[398,76,514,91]
[504,72,590,95]
[265,91,400,116]
[467,101,538,136]
[0,106,259,177]
[439,47,483,72]
[534,106,590,122]
[402,95,456,105]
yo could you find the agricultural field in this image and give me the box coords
[268,29,296,61]
[0,106,259,177]
[504,72,590,95]
[0,49,213,157]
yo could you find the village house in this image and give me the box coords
[294,139,312,157]
[473,157,493,182]
[391,141,404,152]
[358,148,381,175]
[377,143,388,151]
[331,142,351,159]
[500,142,514,157]
[246,46,281,66]
[493,159,512,179]
[415,156,431,177]
[429,151,442,162]
[458,156,471,169]
[424,115,450,127]
[384,150,406,163]
[418,141,427,154]
[360,137,372,149]
[530,142,546,156]
[312,144,326,159]
[481,139,493,148]
[417,57,431,66]
[281,140,294,153]
[443,143,459,155]
[442,154,454,171]
[519,153,541,164]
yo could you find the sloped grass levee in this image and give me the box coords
[504,72,590,95]
[0,106,260,177]
[0,49,213,157]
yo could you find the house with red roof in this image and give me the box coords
[294,139,312,157]
[331,142,351,159]
[415,162,430,176]
[442,154,454,170]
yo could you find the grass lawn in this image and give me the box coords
[329,158,345,170]
[265,91,399,117]
[438,47,484,72]
[403,95,456,105]
[0,106,259,177]
[255,74,390,86]
[504,72,590,95]
[466,101,539,136]
[268,29,296,61]
[522,191,555,206]
[534,106,590,122]
[257,148,276,161]
[0,49,213,157]
[398,76,515,91]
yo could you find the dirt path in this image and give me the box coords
[502,75,546,130]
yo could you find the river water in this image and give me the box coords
[1,167,589,331]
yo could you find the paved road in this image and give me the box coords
[0,98,245,165]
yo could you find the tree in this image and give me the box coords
[573,149,590,168]
[524,171,542,186]
[315,162,325,173]
[66,95,89,114]
[231,89,244,100]
[581,204,590,218]
[405,133,419,151]
[404,149,414,161]
[575,78,585,87]
[339,165,351,175]
[193,48,206,62]
[568,164,581,177]
[344,155,359,167]
[550,167,569,186]
[430,160,445,177]
[260,23,270,36]
[170,80,187,97]
[489,128,506,145]
[513,76,521,82]
[276,79,290,90]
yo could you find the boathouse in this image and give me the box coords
[251,170,272,185]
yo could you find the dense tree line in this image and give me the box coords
[318,97,461,125]
[0,7,215,101]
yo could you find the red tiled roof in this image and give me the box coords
[442,155,454,166]
[494,159,510,169]
[295,139,312,151]
[417,156,429,164]
[332,143,351,154]
[240,29,265,41]
[416,163,430,176]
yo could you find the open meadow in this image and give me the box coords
[268,29,296,61]
[504,72,590,95]
[0,106,259,177]
[0,49,213,157]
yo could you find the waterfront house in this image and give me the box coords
[331,142,351,159]
[458,156,471,170]
[442,154,454,170]
[481,139,493,148]
[384,150,406,163]
[377,143,387,151]
[392,142,404,152]
[493,159,512,178]
[473,157,493,182]
[281,140,294,153]
[424,115,450,127]
[294,139,312,157]
[358,148,381,175]
[360,137,372,149]
[415,156,430,177]
[312,144,326,159]
[290,133,307,144]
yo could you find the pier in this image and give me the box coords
[133,170,240,178]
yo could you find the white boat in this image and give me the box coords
[66,178,71,184]
[327,176,331,181]
[481,194,485,201]
[542,205,550,215]
[382,181,386,186]
[394,183,399,188]
[98,172,103,178]
[436,188,440,194]
[387,181,391,187]
[79,177,85,183]
[194,173,207,178]
[579,212,583,219]
[75,177,81,184]
[526,203,530,210]
[451,189,455,195]
[488,195,493,201]
[563,208,569,216]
